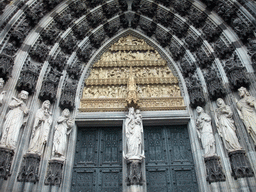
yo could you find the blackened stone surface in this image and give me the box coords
[126,159,143,186]
[228,150,254,180]
[44,159,64,186]
[17,153,41,183]
[0,147,14,180]
[204,156,226,184]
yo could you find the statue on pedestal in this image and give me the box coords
[236,87,256,146]
[52,109,74,159]
[0,90,29,149]
[124,107,144,160]
[28,100,53,155]
[0,78,6,106]
[196,106,216,157]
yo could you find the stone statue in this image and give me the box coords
[0,78,6,106]
[28,100,53,155]
[196,106,216,157]
[0,90,29,149]
[52,109,74,159]
[124,107,144,160]
[236,87,256,145]
[215,98,242,152]
[126,66,139,106]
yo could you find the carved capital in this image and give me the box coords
[228,150,254,179]
[44,159,64,186]
[204,156,226,183]
[0,147,14,180]
[17,153,41,183]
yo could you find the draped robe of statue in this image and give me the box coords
[236,87,256,144]
[28,100,53,155]
[0,91,29,149]
[52,109,74,159]
[196,106,216,157]
[216,98,242,152]
[125,107,144,159]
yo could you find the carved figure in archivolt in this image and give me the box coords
[196,106,216,157]
[52,109,74,159]
[215,98,242,152]
[0,90,29,149]
[28,100,53,155]
[236,87,256,145]
[125,107,144,160]
[0,78,6,106]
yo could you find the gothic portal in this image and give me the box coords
[0,0,256,192]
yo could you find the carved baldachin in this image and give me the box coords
[0,147,14,180]
[17,153,41,183]
[0,54,14,81]
[204,156,226,183]
[228,150,254,179]
[45,159,64,186]
[126,159,143,186]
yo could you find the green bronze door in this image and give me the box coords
[71,127,122,192]
[145,125,198,192]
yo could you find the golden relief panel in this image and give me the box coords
[79,35,186,112]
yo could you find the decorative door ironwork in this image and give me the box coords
[145,125,198,192]
[71,127,122,192]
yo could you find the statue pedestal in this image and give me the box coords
[204,155,226,183]
[228,150,254,179]
[0,146,14,180]
[17,153,41,183]
[126,158,144,186]
[44,159,64,186]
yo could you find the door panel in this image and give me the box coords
[145,125,198,192]
[71,127,122,192]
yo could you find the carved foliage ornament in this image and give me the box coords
[10,20,31,47]
[41,26,60,45]
[55,13,73,30]
[137,1,157,18]
[214,39,235,60]
[155,8,174,28]
[59,79,77,111]
[59,34,77,55]
[30,42,49,63]
[69,0,87,18]
[25,2,45,26]
[202,23,222,42]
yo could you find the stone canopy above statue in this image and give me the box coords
[79,35,186,112]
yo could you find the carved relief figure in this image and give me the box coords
[125,107,144,159]
[196,106,216,157]
[215,98,242,152]
[52,109,74,159]
[28,100,53,155]
[236,87,256,145]
[0,90,29,149]
[0,78,6,106]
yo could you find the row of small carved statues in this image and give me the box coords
[82,85,181,99]
[88,66,173,79]
[0,89,73,160]
[196,87,256,158]
[99,50,162,62]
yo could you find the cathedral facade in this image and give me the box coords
[0,0,256,191]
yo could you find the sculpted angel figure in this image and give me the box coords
[52,109,74,159]
[0,90,29,149]
[0,78,6,106]
[125,107,144,159]
[196,106,216,157]
[236,87,256,145]
[28,100,53,155]
[215,98,242,152]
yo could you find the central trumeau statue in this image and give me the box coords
[80,35,185,112]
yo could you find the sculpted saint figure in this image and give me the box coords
[28,100,53,155]
[0,78,6,106]
[196,106,216,157]
[52,109,74,159]
[125,107,144,159]
[0,90,29,149]
[215,98,242,152]
[236,87,256,145]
